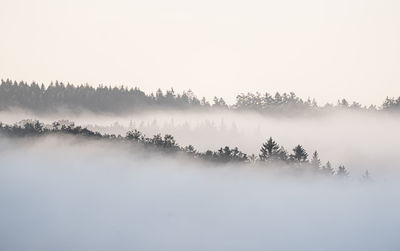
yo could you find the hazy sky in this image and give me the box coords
[1,0,399,105]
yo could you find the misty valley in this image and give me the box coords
[1,81,400,250]
[2,0,400,249]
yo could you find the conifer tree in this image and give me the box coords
[259,137,280,161]
[310,151,321,170]
[291,145,308,162]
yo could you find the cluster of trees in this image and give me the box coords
[0,119,365,178]
[0,79,398,115]
[235,92,378,114]
[235,92,317,113]
[382,96,400,112]
[257,137,350,176]
[0,79,213,113]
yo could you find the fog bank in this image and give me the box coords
[0,137,399,251]
[1,109,399,177]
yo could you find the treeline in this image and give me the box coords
[1,79,399,115]
[0,119,372,179]
[0,79,209,113]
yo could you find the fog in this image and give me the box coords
[1,109,400,178]
[0,136,399,251]
[1,109,400,250]
[0,137,398,250]
[2,0,400,248]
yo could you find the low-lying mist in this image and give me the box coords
[1,109,399,178]
[0,136,399,250]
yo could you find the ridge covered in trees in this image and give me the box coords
[1,79,399,115]
[0,119,363,178]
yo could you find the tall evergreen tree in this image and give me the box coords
[259,137,288,163]
[291,145,308,162]
[259,137,279,160]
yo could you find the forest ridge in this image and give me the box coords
[1,79,400,114]
[0,119,373,180]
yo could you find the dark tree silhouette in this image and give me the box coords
[259,137,288,163]
[291,145,308,162]
[0,79,209,114]
[126,129,142,141]
[4,79,399,116]
[184,145,196,155]
[259,137,279,160]
[0,119,351,177]
[162,134,179,151]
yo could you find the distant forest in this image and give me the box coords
[1,79,399,115]
[0,119,373,180]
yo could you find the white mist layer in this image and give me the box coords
[0,137,399,251]
[1,109,400,178]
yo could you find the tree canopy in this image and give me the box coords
[1,79,398,115]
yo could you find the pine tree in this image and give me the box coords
[310,151,321,170]
[259,137,279,160]
[291,145,308,162]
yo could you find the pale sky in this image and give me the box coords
[1,0,399,105]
